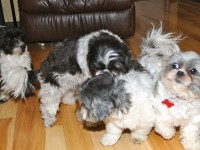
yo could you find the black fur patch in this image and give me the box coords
[130,60,146,72]
[87,31,134,76]
[39,38,82,86]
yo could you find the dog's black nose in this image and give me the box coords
[177,71,184,77]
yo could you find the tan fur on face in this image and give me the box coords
[162,66,200,100]
[162,75,190,99]
[165,67,192,84]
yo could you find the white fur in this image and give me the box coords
[139,24,200,150]
[0,48,32,99]
[98,49,119,67]
[101,70,155,146]
[39,72,89,127]
[139,23,182,77]
[153,78,200,150]
[77,31,100,76]
[140,23,181,56]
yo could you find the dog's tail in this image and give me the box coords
[140,23,182,57]
[139,23,183,77]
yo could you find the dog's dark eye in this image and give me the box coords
[189,68,197,75]
[172,63,179,69]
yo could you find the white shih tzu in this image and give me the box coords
[38,30,134,127]
[139,24,200,150]
[76,60,155,146]
[0,27,37,102]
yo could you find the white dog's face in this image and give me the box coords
[161,51,200,100]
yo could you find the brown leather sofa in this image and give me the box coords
[18,0,135,42]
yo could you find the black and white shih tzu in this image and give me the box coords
[77,60,155,146]
[38,30,134,127]
[0,27,37,103]
[139,24,200,150]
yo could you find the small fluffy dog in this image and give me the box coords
[38,30,134,127]
[0,27,37,102]
[139,25,200,150]
[77,60,155,146]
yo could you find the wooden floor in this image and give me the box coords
[1,0,200,149]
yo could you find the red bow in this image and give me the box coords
[162,99,174,108]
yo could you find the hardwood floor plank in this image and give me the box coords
[0,100,18,150]
[45,125,67,150]
[0,118,12,150]
[28,44,53,70]
[0,100,18,118]
[4,117,17,150]
[61,104,95,150]
[148,131,183,150]
[12,91,45,150]
[179,37,200,53]
[0,104,2,116]
[125,32,143,57]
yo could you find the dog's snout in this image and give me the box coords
[177,71,184,77]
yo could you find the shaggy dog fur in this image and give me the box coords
[139,24,200,150]
[0,27,37,102]
[38,30,134,127]
[77,60,155,146]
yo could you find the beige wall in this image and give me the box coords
[2,0,19,22]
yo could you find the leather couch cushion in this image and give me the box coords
[18,0,135,42]
[19,0,134,14]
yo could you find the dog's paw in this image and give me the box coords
[101,133,120,146]
[181,137,200,150]
[43,116,56,127]
[155,126,175,139]
[42,112,56,127]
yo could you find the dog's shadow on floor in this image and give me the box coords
[83,121,105,132]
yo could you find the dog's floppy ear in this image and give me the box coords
[88,79,131,121]
[110,79,131,114]
[90,97,114,121]
[78,72,116,121]
[78,72,131,122]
